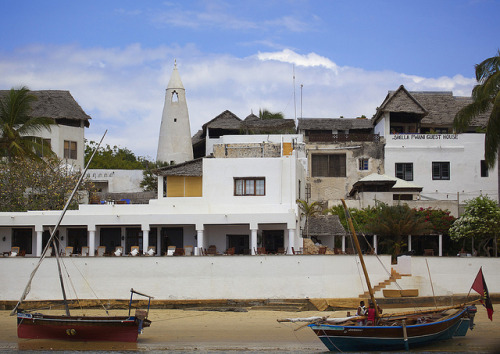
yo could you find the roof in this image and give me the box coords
[307,215,346,236]
[373,85,490,127]
[167,63,184,90]
[0,90,91,127]
[154,158,204,177]
[349,173,422,195]
[241,118,296,133]
[297,118,373,131]
[202,110,242,131]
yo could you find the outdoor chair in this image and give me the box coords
[130,245,140,256]
[81,246,89,256]
[184,245,193,256]
[257,247,266,255]
[64,247,74,257]
[174,247,185,256]
[207,245,217,255]
[318,246,327,254]
[10,246,20,257]
[166,245,176,256]
[146,246,156,256]
[97,246,106,256]
[47,247,53,257]
[114,246,123,256]
[277,247,286,255]
[225,247,235,255]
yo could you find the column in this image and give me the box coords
[438,234,443,257]
[251,229,258,255]
[35,227,43,257]
[342,235,346,253]
[88,227,96,256]
[408,235,412,252]
[196,229,204,255]
[373,234,378,254]
[158,176,164,199]
[142,225,150,254]
[287,229,295,255]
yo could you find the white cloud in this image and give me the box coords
[0,46,475,159]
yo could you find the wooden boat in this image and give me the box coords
[11,132,154,342]
[281,199,486,352]
[16,289,152,342]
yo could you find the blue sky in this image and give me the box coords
[1,0,498,159]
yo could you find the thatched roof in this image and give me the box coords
[373,85,490,127]
[203,110,242,130]
[307,215,346,236]
[297,118,373,131]
[241,118,296,133]
[0,90,91,127]
[154,158,204,177]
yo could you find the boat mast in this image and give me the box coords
[341,199,380,319]
[53,239,70,316]
[10,131,107,316]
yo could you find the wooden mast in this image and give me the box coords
[341,199,380,319]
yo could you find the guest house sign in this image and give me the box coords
[392,134,459,140]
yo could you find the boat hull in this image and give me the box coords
[17,312,151,342]
[310,307,474,352]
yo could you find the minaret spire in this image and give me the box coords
[156,62,193,164]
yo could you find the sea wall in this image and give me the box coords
[0,255,498,301]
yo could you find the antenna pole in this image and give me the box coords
[300,84,303,119]
[293,64,296,123]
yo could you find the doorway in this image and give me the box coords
[227,234,249,254]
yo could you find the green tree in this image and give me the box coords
[454,50,500,168]
[324,204,378,234]
[85,141,150,169]
[0,157,95,212]
[140,160,170,192]
[297,199,323,238]
[364,203,432,258]
[449,195,500,256]
[258,109,284,120]
[0,87,55,161]
[415,207,456,235]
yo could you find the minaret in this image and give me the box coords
[156,61,193,164]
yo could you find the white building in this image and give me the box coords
[0,89,90,170]
[373,85,497,203]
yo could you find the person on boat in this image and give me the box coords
[356,301,366,326]
[366,301,382,325]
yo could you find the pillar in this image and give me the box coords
[373,234,378,255]
[142,224,150,254]
[88,227,96,256]
[342,235,346,253]
[196,229,204,255]
[158,175,164,199]
[35,228,43,257]
[251,229,258,255]
[287,229,295,255]
[438,234,443,257]
[408,235,412,252]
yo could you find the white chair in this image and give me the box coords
[81,246,89,256]
[64,247,74,257]
[130,246,140,256]
[166,245,176,256]
[146,246,155,256]
[184,245,193,256]
[97,246,106,256]
[114,246,123,256]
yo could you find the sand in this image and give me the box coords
[0,306,498,352]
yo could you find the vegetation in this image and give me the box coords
[140,160,170,192]
[0,157,95,212]
[297,199,323,238]
[258,109,284,120]
[450,195,500,256]
[84,141,151,169]
[454,50,500,169]
[0,87,55,161]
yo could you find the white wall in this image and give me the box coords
[87,169,144,193]
[206,134,304,157]
[385,133,498,202]
[1,255,498,301]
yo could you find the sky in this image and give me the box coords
[1,0,499,160]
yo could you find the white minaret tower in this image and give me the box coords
[156,61,193,164]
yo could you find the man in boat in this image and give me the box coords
[366,301,382,325]
[356,301,367,326]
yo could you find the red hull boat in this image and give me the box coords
[17,311,151,342]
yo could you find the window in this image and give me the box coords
[64,140,77,160]
[311,154,346,177]
[481,160,489,177]
[395,163,413,181]
[234,177,265,196]
[432,162,450,180]
[358,158,369,171]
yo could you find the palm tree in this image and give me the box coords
[364,203,432,258]
[454,50,500,168]
[297,199,323,238]
[0,87,55,161]
[258,109,284,120]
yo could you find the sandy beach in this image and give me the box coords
[0,305,498,352]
